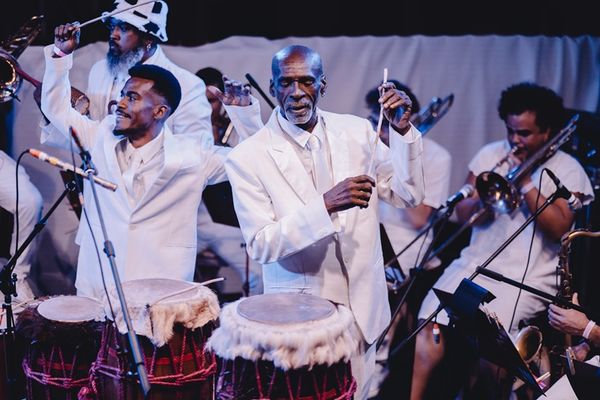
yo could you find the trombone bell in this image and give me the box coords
[475,171,520,214]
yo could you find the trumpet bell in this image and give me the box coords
[475,171,520,214]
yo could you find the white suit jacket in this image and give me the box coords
[40,45,231,298]
[225,108,424,343]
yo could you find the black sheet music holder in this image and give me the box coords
[561,356,600,400]
[434,279,544,398]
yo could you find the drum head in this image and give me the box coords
[237,293,335,325]
[37,295,104,323]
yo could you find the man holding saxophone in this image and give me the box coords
[410,82,595,399]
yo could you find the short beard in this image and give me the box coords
[106,45,145,77]
[284,108,314,126]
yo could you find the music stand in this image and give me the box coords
[562,356,600,400]
[434,279,544,398]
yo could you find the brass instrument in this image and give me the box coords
[476,114,580,214]
[0,15,90,114]
[411,93,454,135]
[0,15,44,102]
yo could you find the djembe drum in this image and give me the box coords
[88,278,220,400]
[15,295,105,400]
[207,293,360,400]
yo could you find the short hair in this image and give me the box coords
[195,67,224,91]
[498,82,565,135]
[128,64,181,112]
[365,79,421,115]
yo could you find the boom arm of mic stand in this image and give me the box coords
[81,163,150,396]
[390,189,562,358]
[475,267,599,321]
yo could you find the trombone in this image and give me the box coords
[411,93,454,135]
[475,114,580,214]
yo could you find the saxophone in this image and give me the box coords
[555,229,600,374]
[557,229,600,307]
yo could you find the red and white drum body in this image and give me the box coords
[15,295,105,400]
[207,293,361,400]
[89,278,220,400]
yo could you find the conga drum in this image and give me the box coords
[89,278,220,400]
[207,293,360,400]
[15,295,105,400]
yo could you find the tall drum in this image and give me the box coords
[87,278,220,400]
[207,293,360,400]
[15,295,105,400]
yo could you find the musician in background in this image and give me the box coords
[365,80,452,398]
[40,0,213,147]
[411,82,595,399]
[194,66,263,296]
[0,150,43,301]
[216,45,425,398]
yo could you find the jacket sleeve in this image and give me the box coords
[40,45,101,150]
[376,121,425,208]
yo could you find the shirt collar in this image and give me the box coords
[276,107,325,148]
[122,128,165,165]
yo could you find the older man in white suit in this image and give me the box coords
[216,45,425,398]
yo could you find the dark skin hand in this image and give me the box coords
[323,175,375,214]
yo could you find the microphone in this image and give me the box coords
[445,184,475,209]
[29,148,117,191]
[544,168,582,211]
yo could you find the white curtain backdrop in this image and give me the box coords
[7,35,600,293]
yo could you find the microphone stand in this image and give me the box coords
[77,147,151,397]
[376,203,454,349]
[0,177,78,400]
[475,267,600,322]
[389,187,563,358]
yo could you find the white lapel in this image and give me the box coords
[321,112,351,229]
[102,120,130,208]
[134,126,182,212]
[265,112,317,204]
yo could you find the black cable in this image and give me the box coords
[67,134,116,322]
[14,150,29,273]
[507,171,545,333]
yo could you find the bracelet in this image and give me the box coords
[53,45,68,57]
[520,181,536,195]
[583,320,596,339]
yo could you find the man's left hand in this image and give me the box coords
[378,82,412,135]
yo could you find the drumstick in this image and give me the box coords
[148,278,226,307]
[75,0,158,29]
[221,122,234,144]
[367,67,388,176]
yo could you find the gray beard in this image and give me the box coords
[284,109,313,125]
[106,46,145,77]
